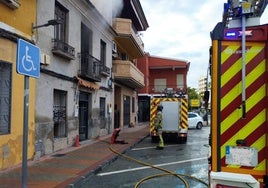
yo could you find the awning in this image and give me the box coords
[76,76,100,90]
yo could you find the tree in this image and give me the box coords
[187,87,201,110]
[187,87,199,100]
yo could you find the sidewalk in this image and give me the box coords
[0,123,149,188]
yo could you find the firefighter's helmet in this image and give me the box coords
[157,105,163,111]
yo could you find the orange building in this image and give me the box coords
[137,53,190,122]
[0,0,37,170]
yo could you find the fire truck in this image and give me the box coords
[209,0,268,187]
[150,90,188,143]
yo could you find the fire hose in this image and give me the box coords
[108,143,209,188]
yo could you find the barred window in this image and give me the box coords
[53,89,67,138]
[0,61,12,135]
[100,97,105,119]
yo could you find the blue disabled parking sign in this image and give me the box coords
[17,39,40,78]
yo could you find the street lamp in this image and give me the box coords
[32,19,62,33]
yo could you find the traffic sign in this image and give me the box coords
[17,39,40,78]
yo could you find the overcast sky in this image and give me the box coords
[139,0,268,89]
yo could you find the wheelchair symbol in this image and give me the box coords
[22,46,37,72]
[17,38,40,78]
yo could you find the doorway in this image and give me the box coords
[79,92,91,141]
[123,95,130,126]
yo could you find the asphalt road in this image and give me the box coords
[78,126,210,188]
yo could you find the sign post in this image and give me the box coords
[22,75,29,188]
[16,39,40,188]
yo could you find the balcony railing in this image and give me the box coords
[78,53,101,82]
[99,63,110,77]
[52,39,75,60]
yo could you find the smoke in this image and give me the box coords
[112,0,124,17]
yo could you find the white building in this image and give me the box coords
[34,0,115,157]
[34,0,148,158]
[198,76,207,94]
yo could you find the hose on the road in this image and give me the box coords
[108,144,209,188]
[135,172,208,188]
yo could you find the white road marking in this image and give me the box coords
[131,144,179,151]
[97,157,207,176]
[131,142,208,151]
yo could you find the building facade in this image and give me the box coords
[137,54,190,122]
[198,76,211,109]
[198,76,207,94]
[34,0,116,158]
[112,0,148,128]
[0,0,37,170]
[0,0,148,169]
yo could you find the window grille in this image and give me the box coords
[53,89,67,138]
[0,61,11,135]
[100,97,105,119]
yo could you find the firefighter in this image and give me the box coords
[154,105,164,150]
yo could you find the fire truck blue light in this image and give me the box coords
[225,31,237,37]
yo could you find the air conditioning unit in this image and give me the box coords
[0,0,21,9]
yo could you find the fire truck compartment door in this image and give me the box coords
[161,101,180,131]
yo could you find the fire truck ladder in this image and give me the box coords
[222,0,268,27]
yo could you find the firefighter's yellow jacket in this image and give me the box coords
[154,111,162,131]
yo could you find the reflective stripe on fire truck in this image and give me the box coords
[150,98,159,133]
[219,41,266,180]
[180,98,188,129]
[150,98,185,133]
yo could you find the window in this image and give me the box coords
[0,61,11,135]
[55,1,68,42]
[53,89,67,138]
[154,78,166,92]
[122,53,128,60]
[176,74,184,89]
[52,2,75,59]
[100,40,106,64]
[81,23,92,54]
[100,97,105,119]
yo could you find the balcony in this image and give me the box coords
[78,53,101,82]
[113,60,144,89]
[113,18,144,59]
[52,39,75,60]
[99,63,110,77]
